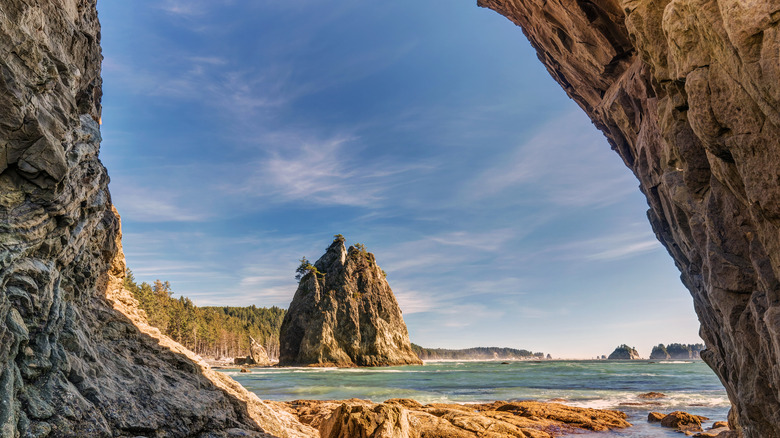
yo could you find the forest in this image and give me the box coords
[123,271,285,360]
[411,344,543,360]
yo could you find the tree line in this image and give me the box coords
[411,344,543,360]
[123,271,285,360]
[650,343,706,359]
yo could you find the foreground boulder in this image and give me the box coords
[0,1,312,436]
[277,399,631,438]
[279,237,422,367]
[478,0,780,434]
[660,411,708,432]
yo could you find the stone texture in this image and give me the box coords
[0,1,314,436]
[478,0,780,435]
[279,238,422,367]
[277,399,631,438]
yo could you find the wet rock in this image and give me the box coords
[648,412,665,422]
[478,0,780,434]
[279,237,422,367]
[660,411,709,432]
[283,399,631,438]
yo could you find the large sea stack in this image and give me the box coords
[279,237,422,367]
[479,0,780,435]
[0,1,313,436]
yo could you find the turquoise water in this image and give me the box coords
[226,360,730,437]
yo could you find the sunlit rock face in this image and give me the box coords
[279,238,422,367]
[478,0,780,435]
[0,1,314,436]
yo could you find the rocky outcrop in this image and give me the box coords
[607,345,641,360]
[0,1,313,436]
[279,237,422,367]
[277,398,631,438]
[478,0,780,435]
[249,337,273,366]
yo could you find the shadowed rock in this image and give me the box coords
[0,1,313,436]
[478,0,780,435]
[279,237,422,367]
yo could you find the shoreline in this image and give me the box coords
[224,360,731,436]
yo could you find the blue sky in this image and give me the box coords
[97,0,702,358]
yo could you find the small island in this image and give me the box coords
[650,343,705,360]
[607,344,641,360]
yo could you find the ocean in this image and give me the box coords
[226,360,730,437]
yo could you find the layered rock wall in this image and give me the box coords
[0,1,313,436]
[478,0,780,435]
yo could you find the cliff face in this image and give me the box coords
[0,1,313,436]
[478,0,780,435]
[279,239,422,367]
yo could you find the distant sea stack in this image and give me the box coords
[608,345,641,360]
[278,236,422,367]
[651,343,705,360]
[650,344,671,360]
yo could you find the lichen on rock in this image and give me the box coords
[279,237,422,367]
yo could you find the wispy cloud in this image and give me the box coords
[552,231,662,262]
[112,185,209,223]
[392,287,438,315]
[157,0,204,16]
[464,111,635,208]
[427,229,517,252]
[228,136,430,208]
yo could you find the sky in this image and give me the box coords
[96,0,703,359]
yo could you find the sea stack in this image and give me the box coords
[279,236,422,367]
[607,345,641,360]
[650,345,671,360]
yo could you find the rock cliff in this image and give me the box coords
[0,1,313,436]
[478,0,780,435]
[279,237,422,367]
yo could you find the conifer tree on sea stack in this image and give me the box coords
[278,235,422,367]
